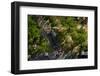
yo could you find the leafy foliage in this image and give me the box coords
[28,15,88,60]
[28,16,52,58]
